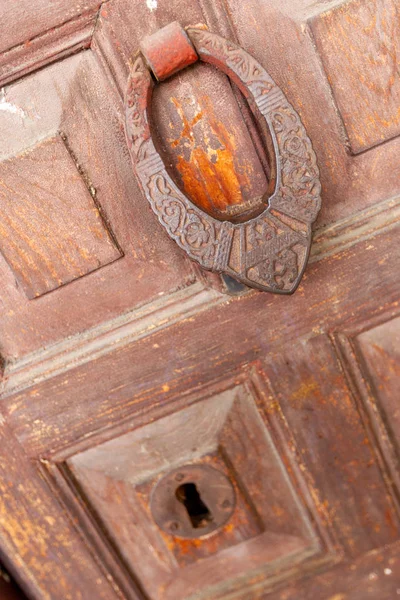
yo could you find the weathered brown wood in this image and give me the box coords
[0,419,123,599]
[0,0,399,598]
[223,0,400,226]
[0,0,398,360]
[0,135,121,298]
[4,225,398,457]
[61,383,323,599]
[0,50,195,359]
[268,540,400,600]
[310,0,400,154]
[0,11,99,88]
[356,316,400,437]
[0,1,100,54]
[263,335,399,556]
[341,316,400,500]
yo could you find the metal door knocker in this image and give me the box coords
[125,22,321,294]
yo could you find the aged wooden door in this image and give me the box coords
[0,0,399,599]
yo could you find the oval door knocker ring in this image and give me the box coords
[125,22,321,294]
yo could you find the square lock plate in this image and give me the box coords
[58,376,328,600]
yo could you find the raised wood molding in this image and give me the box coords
[0,3,399,599]
[0,282,222,397]
[0,418,122,600]
[41,372,331,599]
[1,197,398,397]
[0,5,102,87]
[309,194,400,263]
[333,316,400,512]
[0,134,122,298]
[309,0,400,154]
[2,225,399,460]
[268,540,400,600]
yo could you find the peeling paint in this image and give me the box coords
[0,89,26,119]
[169,95,259,221]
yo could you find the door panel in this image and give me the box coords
[226,0,400,224]
[0,50,195,360]
[0,0,399,598]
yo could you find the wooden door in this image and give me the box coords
[0,0,399,599]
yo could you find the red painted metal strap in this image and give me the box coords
[140,22,198,81]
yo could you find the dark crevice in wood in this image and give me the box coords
[59,131,124,257]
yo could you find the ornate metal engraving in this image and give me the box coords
[125,26,321,294]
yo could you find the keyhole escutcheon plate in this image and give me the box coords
[150,464,236,539]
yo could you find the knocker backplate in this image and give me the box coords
[125,25,321,294]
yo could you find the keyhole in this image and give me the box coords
[175,482,213,529]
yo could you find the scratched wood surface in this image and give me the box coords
[0,0,399,598]
[0,0,102,86]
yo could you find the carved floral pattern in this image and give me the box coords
[148,173,217,267]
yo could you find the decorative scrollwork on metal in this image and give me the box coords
[125,24,321,294]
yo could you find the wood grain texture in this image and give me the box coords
[0,11,98,88]
[267,540,400,600]
[332,317,400,551]
[0,193,397,398]
[348,316,400,495]
[0,419,123,600]
[0,0,399,361]
[309,194,400,263]
[0,135,121,298]
[356,317,400,438]
[0,0,101,54]
[0,0,103,86]
[0,0,399,597]
[264,335,399,557]
[310,0,400,153]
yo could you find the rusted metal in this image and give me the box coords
[140,22,198,82]
[125,23,322,293]
[150,464,236,539]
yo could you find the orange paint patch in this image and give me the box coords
[168,95,257,221]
